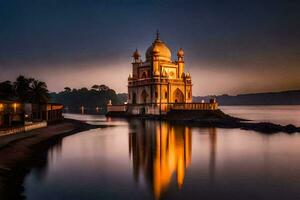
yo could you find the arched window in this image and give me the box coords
[141,72,147,79]
[165,91,168,99]
[132,93,136,104]
[173,88,184,103]
[141,90,147,104]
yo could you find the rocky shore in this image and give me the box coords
[0,119,109,200]
[107,109,300,134]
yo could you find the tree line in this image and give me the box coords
[0,75,50,103]
[0,75,126,113]
[50,85,124,113]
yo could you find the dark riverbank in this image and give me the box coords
[0,119,111,200]
[107,109,300,134]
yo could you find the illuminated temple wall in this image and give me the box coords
[129,120,192,199]
[127,33,192,115]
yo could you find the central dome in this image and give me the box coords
[145,35,171,62]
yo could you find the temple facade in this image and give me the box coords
[107,32,218,115]
[127,32,193,114]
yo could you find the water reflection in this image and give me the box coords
[129,120,192,199]
[24,109,300,200]
[208,128,217,184]
[24,137,63,184]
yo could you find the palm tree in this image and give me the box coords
[13,75,34,102]
[30,80,50,104]
[0,81,14,100]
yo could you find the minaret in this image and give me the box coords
[177,48,184,78]
[152,31,160,76]
[132,49,141,79]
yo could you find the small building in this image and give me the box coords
[0,100,63,129]
[31,103,64,122]
[0,100,24,128]
[107,32,218,116]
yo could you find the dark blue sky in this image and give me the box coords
[0,0,299,95]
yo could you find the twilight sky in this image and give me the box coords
[0,0,299,95]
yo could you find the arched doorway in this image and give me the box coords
[141,90,148,104]
[132,92,137,104]
[141,72,147,79]
[173,88,184,103]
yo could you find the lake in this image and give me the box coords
[24,106,300,200]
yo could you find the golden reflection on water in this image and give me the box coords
[129,120,192,199]
[208,127,217,183]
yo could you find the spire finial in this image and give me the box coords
[156,29,160,40]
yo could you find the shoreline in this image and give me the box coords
[107,109,300,134]
[0,118,110,200]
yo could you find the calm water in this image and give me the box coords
[24,106,300,200]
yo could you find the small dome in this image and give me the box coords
[177,48,184,57]
[128,73,133,80]
[186,72,191,78]
[132,49,140,59]
[145,32,171,61]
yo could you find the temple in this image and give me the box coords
[107,31,218,115]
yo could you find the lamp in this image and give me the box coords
[13,103,17,113]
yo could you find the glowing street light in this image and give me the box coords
[13,103,17,113]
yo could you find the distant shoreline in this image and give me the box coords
[193,89,300,105]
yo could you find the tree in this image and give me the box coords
[79,87,89,92]
[13,75,33,102]
[91,85,99,91]
[30,80,50,103]
[49,84,122,114]
[64,87,71,92]
[0,81,14,99]
[99,84,110,92]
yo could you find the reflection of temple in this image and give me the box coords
[129,120,192,199]
[208,128,217,183]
